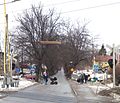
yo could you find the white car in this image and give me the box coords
[95,71,108,81]
[71,71,81,80]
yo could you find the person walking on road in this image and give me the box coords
[43,71,49,85]
[77,73,85,84]
[81,73,85,84]
[84,73,88,83]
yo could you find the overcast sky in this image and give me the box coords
[0,0,120,49]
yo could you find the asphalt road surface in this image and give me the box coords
[0,69,118,103]
[0,69,76,103]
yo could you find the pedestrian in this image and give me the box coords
[84,74,88,83]
[77,73,85,84]
[81,73,85,84]
[43,71,48,85]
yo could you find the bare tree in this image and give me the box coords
[14,4,64,81]
[60,21,93,77]
[62,22,92,64]
[13,3,97,80]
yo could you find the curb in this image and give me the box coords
[71,88,78,96]
[68,80,78,96]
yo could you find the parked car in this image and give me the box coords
[71,70,81,80]
[95,71,104,81]
[24,74,36,80]
[94,71,111,81]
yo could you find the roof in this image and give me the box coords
[95,55,112,62]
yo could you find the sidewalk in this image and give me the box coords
[68,80,118,103]
[87,82,120,102]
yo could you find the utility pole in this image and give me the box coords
[3,0,21,88]
[3,0,9,88]
[3,0,7,79]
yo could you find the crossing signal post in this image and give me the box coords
[107,44,120,87]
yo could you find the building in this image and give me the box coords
[95,55,112,68]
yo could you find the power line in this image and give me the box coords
[0,0,20,6]
[0,0,81,15]
[44,0,81,7]
[0,0,81,7]
[0,1,13,6]
[0,1,120,15]
[60,1,120,14]
[0,1,120,23]
[5,1,120,15]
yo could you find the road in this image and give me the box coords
[0,69,118,103]
[0,69,76,103]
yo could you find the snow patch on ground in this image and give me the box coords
[0,78,36,92]
[88,82,120,102]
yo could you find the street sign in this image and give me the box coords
[93,64,100,72]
